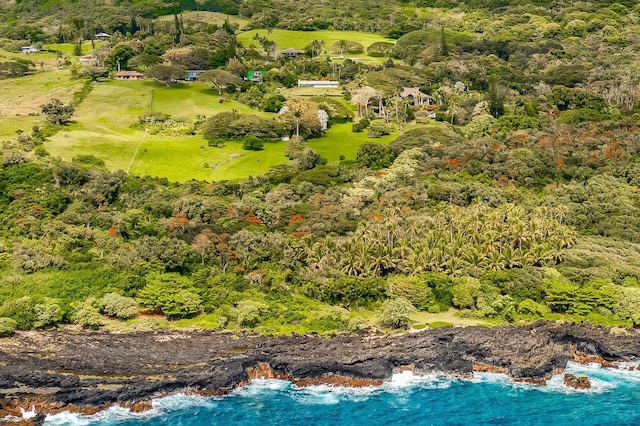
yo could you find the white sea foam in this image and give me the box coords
[234,378,292,397]
[44,411,92,426]
[288,370,455,405]
[20,405,38,419]
[470,361,638,395]
[386,370,454,391]
[41,361,640,424]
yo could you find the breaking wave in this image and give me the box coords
[41,363,640,426]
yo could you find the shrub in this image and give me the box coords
[352,117,369,132]
[235,300,269,327]
[137,274,202,319]
[0,317,17,337]
[242,135,265,151]
[102,293,138,319]
[0,297,37,329]
[72,298,103,330]
[72,154,105,168]
[380,297,416,329]
[367,122,392,138]
[517,299,550,317]
[34,298,64,328]
[367,41,395,57]
[387,275,433,310]
[452,277,481,309]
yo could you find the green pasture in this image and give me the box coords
[0,48,58,65]
[0,116,41,139]
[150,82,268,117]
[307,123,398,162]
[0,69,84,116]
[42,79,423,182]
[237,29,394,64]
[43,42,97,55]
[157,11,250,27]
[45,80,288,181]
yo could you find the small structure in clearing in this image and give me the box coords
[114,71,145,81]
[298,80,339,89]
[79,55,95,65]
[281,48,304,58]
[246,71,266,82]
[185,70,205,81]
[400,87,433,107]
[21,46,39,54]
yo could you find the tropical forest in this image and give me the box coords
[0,0,640,336]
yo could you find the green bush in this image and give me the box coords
[34,298,64,328]
[0,297,37,329]
[352,117,369,132]
[387,275,433,310]
[451,277,481,309]
[0,317,17,337]
[367,41,395,57]
[516,299,550,317]
[102,293,138,319]
[137,274,203,319]
[380,297,416,329]
[367,122,392,138]
[242,135,265,151]
[72,298,103,330]
[235,300,269,327]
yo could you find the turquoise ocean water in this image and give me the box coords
[38,362,640,426]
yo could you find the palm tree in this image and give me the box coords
[293,109,303,140]
[336,40,349,57]
[309,39,325,58]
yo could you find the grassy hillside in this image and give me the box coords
[237,29,394,64]
[156,11,250,27]
[0,69,84,116]
[43,80,396,182]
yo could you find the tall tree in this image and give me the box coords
[198,69,242,94]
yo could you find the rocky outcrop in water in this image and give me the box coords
[562,373,591,390]
[0,321,638,419]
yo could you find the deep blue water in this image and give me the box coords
[38,362,640,426]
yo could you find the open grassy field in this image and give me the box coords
[44,80,288,181]
[0,69,84,116]
[40,79,420,182]
[0,48,58,67]
[43,42,97,55]
[237,29,394,64]
[157,11,250,27]
[307,123,398,162]
[0,115,40,139]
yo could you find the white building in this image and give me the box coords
[297,80,339,89]
[21,46,39,54]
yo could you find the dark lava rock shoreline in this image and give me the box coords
[1,321,639,418]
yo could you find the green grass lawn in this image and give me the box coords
[308,123,398,162]
[237,29,394,64]
[150,82,269,117]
